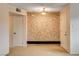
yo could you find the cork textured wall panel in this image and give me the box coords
[27,12,60,41]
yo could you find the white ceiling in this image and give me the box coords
[8,3,67,12]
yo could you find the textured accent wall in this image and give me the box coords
[27,12,60,41]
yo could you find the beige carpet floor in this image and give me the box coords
[9,44,69,56]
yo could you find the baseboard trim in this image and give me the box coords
[27,41,60,44]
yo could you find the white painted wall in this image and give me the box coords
[0,4,9,55]
[70,4,79,54]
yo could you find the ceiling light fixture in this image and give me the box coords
[41,7,46,15]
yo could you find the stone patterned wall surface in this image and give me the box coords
[27,12,60,41]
